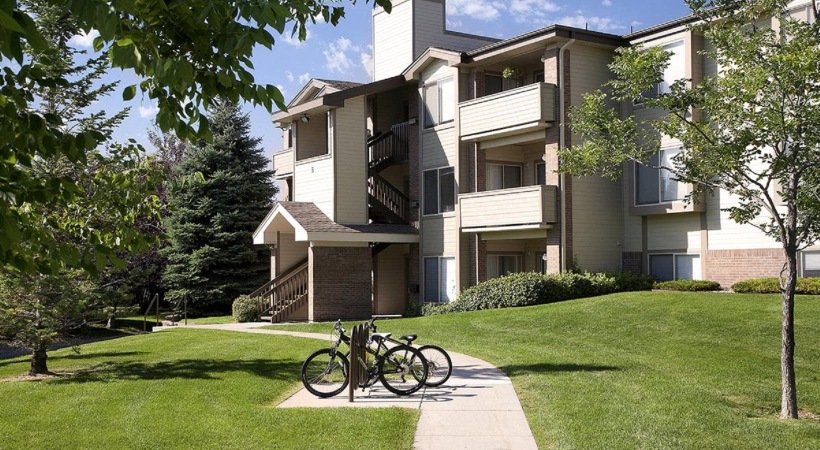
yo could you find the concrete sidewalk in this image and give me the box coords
[155,322,537,450]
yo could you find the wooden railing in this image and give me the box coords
[368,120,411,168]
[252,257,309,321]
[368,173,410,223]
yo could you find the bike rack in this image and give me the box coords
[348,323,370,402]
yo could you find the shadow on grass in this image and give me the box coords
[500,362,620,377]
[52,358,302,384]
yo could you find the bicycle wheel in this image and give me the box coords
[301,348,349,398]
[378,345,428,396]
[416,345,452,387]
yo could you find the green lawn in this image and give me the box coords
[0,330,417,449]
[267,292,820,449]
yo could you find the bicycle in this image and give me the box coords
[300,319,428,398]
[367,319,453,388]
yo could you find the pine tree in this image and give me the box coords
[163,101,277,313]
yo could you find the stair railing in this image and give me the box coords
[368,173,410,223]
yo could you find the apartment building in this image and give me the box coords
[252,0,820,322]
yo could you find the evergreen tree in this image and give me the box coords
[163,101,276,313]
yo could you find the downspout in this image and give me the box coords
[558,38,575,272]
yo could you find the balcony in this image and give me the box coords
[459,83,556,142]
[460,185,557,231]
[272,149,294,179]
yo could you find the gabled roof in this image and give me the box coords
[253,202,418,245]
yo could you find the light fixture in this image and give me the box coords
[300,114,310,124]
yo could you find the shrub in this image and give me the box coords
[231,295,257,322]
[654,280,722,292]
[424,271,655,315]
[404,297,423,318]
[732,277,820,295]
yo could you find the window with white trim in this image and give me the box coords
[423,166,455,215]
[636,40,685,104]
[486,164,522,191]
[636,148,686,205]
[802,251,820,278]
[487,254,522,279]
[423,77,454,128]
[424,256,456,303]
[649,253,701,281]
[536,162,546,185]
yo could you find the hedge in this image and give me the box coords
[232,295,258,322]
[654,280,722,292]
[732,277,820,295]
[423,271,655,315]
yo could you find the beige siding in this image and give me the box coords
[572,175,623,272]
[277,233,309,275]
[422,126,455,169]
[569,44,614,111]
[646,213,701,251]
[422,216,457,255]
[413,0,494,54]
[706,189,780,250]
[374,245,407,315]
[294,157,334,218]
[373,0,413,81]
[295,113,327,160]
[459,83,554,139]
[334,98,368,224]
[271,149,294,177]
[420,59,453,84]
[374,89,409,132]
[460,185,556,228]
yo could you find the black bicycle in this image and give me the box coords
[301,320,429,397]
[367,319,453,388]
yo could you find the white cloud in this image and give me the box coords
[509,0,562,23]
[555,15,625,32]
[360,46,374,80]
[446,18,464,29]
[602,0,612,6]
[298,72,312,85]
[323,37,359,73]
[139,102,158,119]
[446,0,502,21]
[68,29,100,48]
[276,84,287,98]
[282,27,313,47]
[285,71,294,83]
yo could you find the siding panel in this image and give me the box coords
[294,157,334,218]
[334,98,368,224]
[373,1,413,81]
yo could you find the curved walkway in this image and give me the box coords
[155,322,537,450]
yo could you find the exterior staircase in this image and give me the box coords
[368,120,411,226]
[251,257,309,323]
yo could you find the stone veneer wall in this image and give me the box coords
[309,246,373,322]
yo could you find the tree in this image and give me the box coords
[163,100,276,313]
[559,0,820,419]
[0,0,391,275]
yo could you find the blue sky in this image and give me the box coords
[75,0,693,155]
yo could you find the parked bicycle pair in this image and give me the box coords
[301,318,452,397]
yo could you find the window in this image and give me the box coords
[424,257,456,303]
[533,71,545,83]
[636,40,684,104]
[536,162,546,185]
[635,148,686,205]
[802,251,820,277]
[285,124,294,148]
[423,77,454,128]
[484,73,503,96]
[536,253,547,274]
[487,254,522,279]
[423,167,455,215]
[649,253,701,281]
[486,164,522,191]
[326,111,335,155]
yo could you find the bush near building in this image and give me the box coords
[424,272,655,315]
[654,280,722,292]
[732,278,820,295]
[232,295,258,323]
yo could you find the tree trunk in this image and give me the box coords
[780,250,799,419]
[30,347,49,375]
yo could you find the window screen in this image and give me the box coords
[439,167,455,213]
[440,257,456,302]
[423,83,438,128]
[804,252,820,277]
[636,155,660,205]
[675,254,700,280]
[424,258,439,302]
[649,254,674,281]
[423,170,438,215]
[536,163,546,185]
[484,74,503,96]
[439,78,455,124]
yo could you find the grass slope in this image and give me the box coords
[268,292,820,449]
[0,330,417,450]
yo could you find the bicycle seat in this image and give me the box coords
[400,334,417,344]
[371,332,392,341]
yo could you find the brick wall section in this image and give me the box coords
[706,248,785,288]
[543,48,573,272]
[309,246,373,321]
[621,252,643,275]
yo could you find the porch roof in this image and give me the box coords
[253,202,418,245]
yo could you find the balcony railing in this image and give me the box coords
[271,148,294,179]
[459,83,556,142]
[459,185,557,230]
